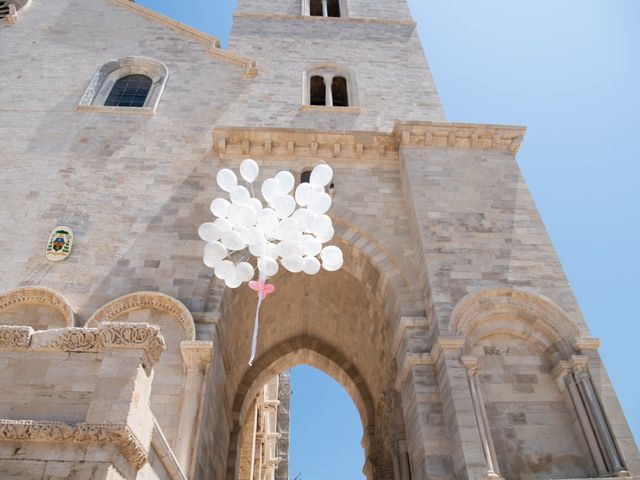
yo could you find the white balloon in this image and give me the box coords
[277,218,301,241]
[292,208,313,232]
[308,192,332,215]
[295,182,314,207]
[225,274,242,289]
[257,208,279,235]
[275,171,295,196]
[217,169,237,192]
[249,239,268,257]
[310,164,333,187]
[316,226,334,243]
[310,214,332,237]
[239,226,263,245]
[210,198,231,218]
[199,222,223,242]
[303,256,321,275]
[247,197,263,213]
[276,240,302,258]
[221,230,246,251]
[236,262,255,282]
[320,245,343,265]
[214,260,234,280]
[228,204,256,227]
[282,255,304,273]
[214,217,233,233]
[240,159,259,183]
[301,236,322,256]
[204,241,228,265]
[261,178,277,203]
[230,185,251,204]
[258,256,279,277]
[322,256,343,272]
[266,242,278,259]
[271,195,296,218]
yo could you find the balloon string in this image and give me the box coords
[248,273,267,366]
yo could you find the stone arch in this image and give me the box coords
[450,286,582,357]
[86,291,195,340]
[228,336,383,480]
[87,291,195,447]
[0,286,74,329]
[77,56,169,114]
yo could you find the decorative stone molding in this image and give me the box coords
[0,419,147,470]
[394,352,434,391]
[430,335,466,362]
[3,323,166,365]
[212,121,526,162]
[87,291,195,341]
[180,340,214,372]
[109,0,258,78]
[0,325,33,350]
[0,286,74,327]
[449,287,583,350]
[575,336,601,351]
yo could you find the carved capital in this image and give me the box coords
[431,336,466,362]
[0,325,34,350]
[460,355,481,377]
[0,420,147,470]
[180,340,213,373]
[569,355,590,379]
[551,360,571,391]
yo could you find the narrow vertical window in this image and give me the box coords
[331,76,349,107]
[310,76,326,106]
[301,170,312,183]
[309,0,323,16]
[104,74,152,108]
[327,0,341,17]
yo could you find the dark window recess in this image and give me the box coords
[104,74,152,108]
[301,171,312,183]
[309,0,323,16]
[331,76,349,107]
[327,0,341,17]
[310,76,326,106]
[0,1,11,19]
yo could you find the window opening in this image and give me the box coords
[310,76,326,106]
[301,170,312,184]
[327,0,341,17]
[331,76,349,107]
[0,1,11,19]
[104,74,152,108]
[309,0,323,16]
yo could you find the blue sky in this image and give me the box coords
[137,0,639,477]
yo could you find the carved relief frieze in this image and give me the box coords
[0,420,147,470]
[0,325,33,350]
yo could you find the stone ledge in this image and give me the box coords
[76,104,156,116]
[0,419,147,470]
[299,105,361,114]
[234,12,417,28]
[213,121,527,161]
[0,322,166,365]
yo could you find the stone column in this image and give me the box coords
[460,356,502,480]
[433,337,490,480]
[321,0,328,17]
[570,357,628,476]
[174,340,214,473]
[323,74,333,107]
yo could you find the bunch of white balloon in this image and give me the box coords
[198,159,344,288]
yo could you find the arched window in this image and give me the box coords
[310,76,326,106]
[304,65,357,109]
[104,74,152,108]
[304,0,344,18]
[331,76,349,107]
[77,56,168,115]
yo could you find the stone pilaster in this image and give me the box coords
[174,340,213,474]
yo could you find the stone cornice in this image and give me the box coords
[212,121,526,161]
[87,291,195,342]
[110,0,258,78]
[234,12,417,28]
[0,323,166,366]
[0,286,74,327]
[0,419,147,470]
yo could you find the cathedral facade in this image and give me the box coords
[0,0,638,479]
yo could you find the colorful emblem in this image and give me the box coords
[46,226,73,262]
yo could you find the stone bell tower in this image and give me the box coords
[0,0,638,479]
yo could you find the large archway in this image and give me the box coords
[194,238,410,480]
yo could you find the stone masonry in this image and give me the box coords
[0,0,638,479]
